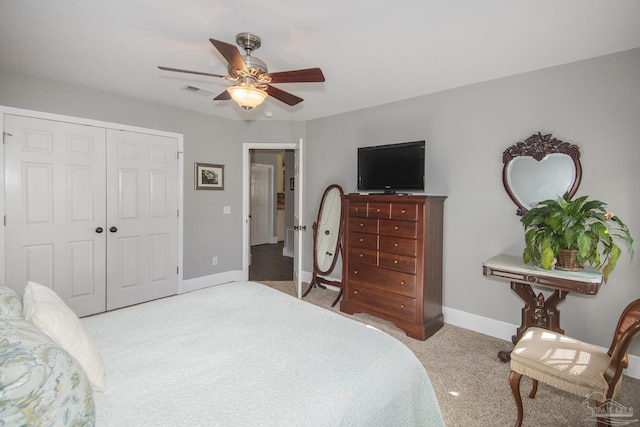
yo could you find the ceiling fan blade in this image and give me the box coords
[209,38,247,72]
[268,68,325,83]
[266,85,303,106]
[158,66,226,79]
[213,90,231,101]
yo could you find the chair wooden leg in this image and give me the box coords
[509,370,524,427]
[529,379,538,398]
[596,400,609,427]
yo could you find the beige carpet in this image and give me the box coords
[259,281,640,427]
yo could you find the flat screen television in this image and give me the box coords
[357,140,425,193]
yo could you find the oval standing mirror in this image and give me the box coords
[502,133,582,215]
[302,184,344,306]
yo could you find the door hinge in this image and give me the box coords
[3,132,12,144]
[177,151,182,160]
[3,215,5,226]
[177,266,179,274]
[177,209,180,217]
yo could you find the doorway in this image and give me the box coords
[248,152,292,280]
[242,141,304,297]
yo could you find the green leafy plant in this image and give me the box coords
[522,193,634,283]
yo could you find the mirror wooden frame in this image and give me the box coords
[302,184,344,306]
[502,132,582,216]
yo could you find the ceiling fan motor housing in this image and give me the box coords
[236,32,261,53]
[228,56,268,76]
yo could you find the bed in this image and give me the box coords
[1,281,444,426]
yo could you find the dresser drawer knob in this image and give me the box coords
[400,304,405,308]
[401,209,406,214]
[394,259,399,264]
[353,290,358,295]
[353,270,358,274]
[359,253,364,258]
[355,208,360,212]
[394,226,399,230]
[400,280,405,285]
[376,208,381,212]
[359,238,364,242]
[394,242,399,247]
[359,223,364,227]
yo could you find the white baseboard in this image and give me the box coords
[442,306,640,380]
[179,270,244,294]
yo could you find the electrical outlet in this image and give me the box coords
[212,256,218,266]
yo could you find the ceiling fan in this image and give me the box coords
[158,32,325,110]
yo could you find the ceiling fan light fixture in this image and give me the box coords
[227,85,268,110]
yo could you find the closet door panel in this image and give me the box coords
[5,115,107,316]
[106,130,178,310]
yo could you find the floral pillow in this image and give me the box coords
[0,317,95,426]
[0,285,22,319]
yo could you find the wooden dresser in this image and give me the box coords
[340,194,446,340]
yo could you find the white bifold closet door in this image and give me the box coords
[5,115,178,317]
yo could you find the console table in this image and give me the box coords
[482,254,603,362]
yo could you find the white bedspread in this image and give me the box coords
[82,281,444,426]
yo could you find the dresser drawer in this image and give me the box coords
[391,203,418,221]
[347,284,417,319]
[378,252,417,274]
[349,231,378,250]
[368,202,390,219]
[379,220,417,238]
[347,247,378,267]
[348,262,416,297]
[348,217,378,234]
[348,202,368,218]
[379,235,417,257]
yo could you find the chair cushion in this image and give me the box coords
[510,327,620,399]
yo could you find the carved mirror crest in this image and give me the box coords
[502,132,582,215]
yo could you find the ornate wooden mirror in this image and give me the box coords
[302,184,344,306]
[502,132,582,215]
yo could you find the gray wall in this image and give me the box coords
[0,70,303,280]
[1,47,638,356]
[304,48,640,355]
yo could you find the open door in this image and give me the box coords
[242,142,302,283]
[293,138,304,298]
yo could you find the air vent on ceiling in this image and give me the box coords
[181,85,215,97]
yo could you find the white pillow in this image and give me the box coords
[23,281,106,391]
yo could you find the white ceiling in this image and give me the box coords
[1,0,639,121]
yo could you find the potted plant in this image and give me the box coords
[522,193,634,283]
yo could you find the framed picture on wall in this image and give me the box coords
[195,163,224,190]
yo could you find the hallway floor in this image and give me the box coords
[248,241,293,281]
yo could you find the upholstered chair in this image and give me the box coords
[509,299,640,427]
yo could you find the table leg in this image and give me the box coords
[498,282,568,363]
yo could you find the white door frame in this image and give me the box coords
[0,106,184,289]
[242,142,300,282]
